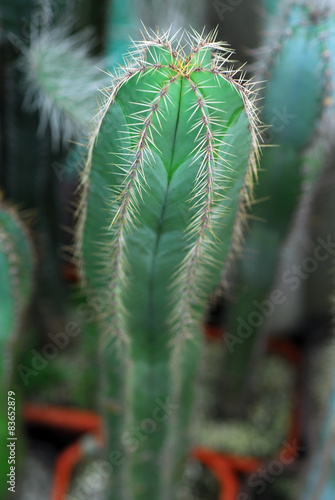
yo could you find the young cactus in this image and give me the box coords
[76,29,260,499]
[0,203,34,498]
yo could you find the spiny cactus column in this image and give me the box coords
[224,0,335,412]
[0,204,34,498]
[76,29,260,500]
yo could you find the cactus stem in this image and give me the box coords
[75,28,261,498]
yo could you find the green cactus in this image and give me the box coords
[21,20,108,148]
[0,203,34,498]
[224,0,335,411]
[75,29,260,499]
[0,204,34,386]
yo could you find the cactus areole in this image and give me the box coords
[76,29,259,500]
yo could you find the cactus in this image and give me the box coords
[21,19,108,149]
[224,0,335,411]
[75,28,260,499]
[0,203,34,498]
[0,204,34,387]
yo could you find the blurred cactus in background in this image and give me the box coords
[224,0,335,414]
[0,203,34,498]
[1,0,335,500]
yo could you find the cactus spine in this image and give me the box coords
[76,29,260,499]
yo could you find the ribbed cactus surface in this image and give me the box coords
[0,205,33,386]
[0,204,34,498]
[76,29,259,499]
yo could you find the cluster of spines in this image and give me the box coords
[76,28,261,348]
[20,18,108,148]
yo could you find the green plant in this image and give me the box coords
[3,1,335,499]
[75,29,260,499]
[0,203,34,498]
[224,0,335,412]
